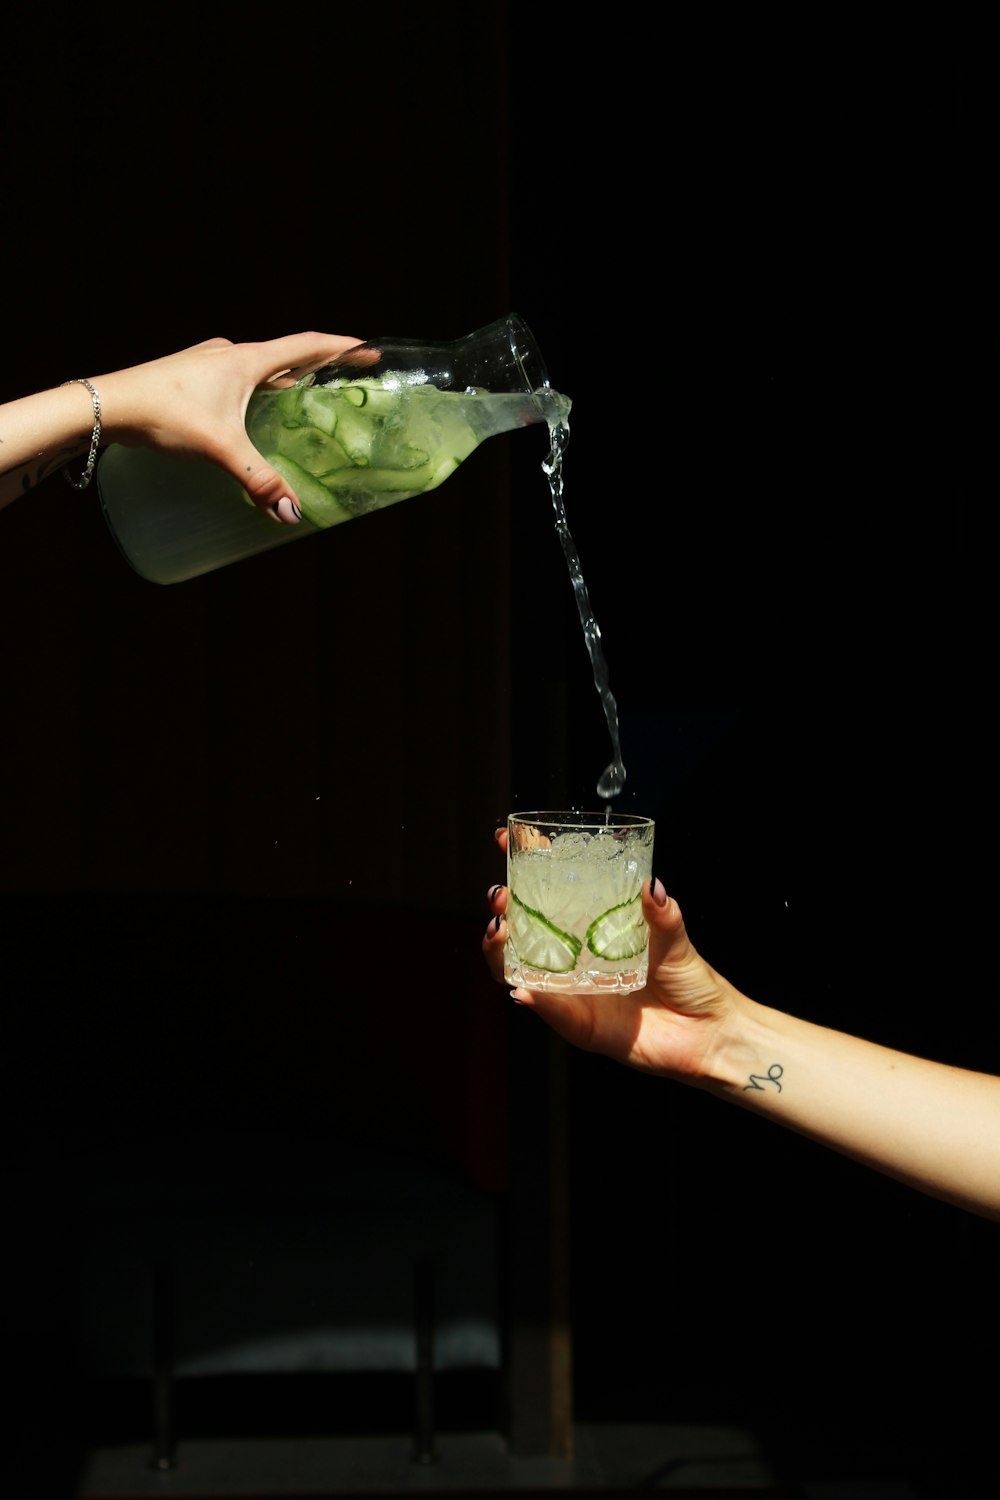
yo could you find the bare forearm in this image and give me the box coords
[0,383,95,509]
[703,999,1000,1221]
[2,332,366,522]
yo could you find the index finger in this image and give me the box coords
[254,331,367,385]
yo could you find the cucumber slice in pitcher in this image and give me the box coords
[279,426,351,476]
[262,455,352,529]
[299,387,341,435]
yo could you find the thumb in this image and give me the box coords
[225,435,303,525]
[643,879,695,972]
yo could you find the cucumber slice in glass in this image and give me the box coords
[508,892,582,974]
[586,894,647,960]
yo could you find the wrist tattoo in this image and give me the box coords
[744,1063,784,1094]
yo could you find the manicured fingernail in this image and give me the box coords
[492,913,501,933]
[271,496,301,524]
[494,827,504,842]
[650,876,667,906]
[489,884,503,902]
[511,989,530,1005]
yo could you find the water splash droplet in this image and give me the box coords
[597,760,626,801]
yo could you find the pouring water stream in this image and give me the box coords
[540,405,626,813]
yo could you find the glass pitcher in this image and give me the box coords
[95,314,567,586]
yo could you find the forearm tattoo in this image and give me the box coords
[744,1063,784,1094]
[1,443,85,495]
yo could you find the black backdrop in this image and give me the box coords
[1,6,992,1493]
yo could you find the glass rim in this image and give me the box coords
[509,809,654,831]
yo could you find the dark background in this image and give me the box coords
[0,5,991,1493]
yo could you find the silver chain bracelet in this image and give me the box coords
[61,377,102,491]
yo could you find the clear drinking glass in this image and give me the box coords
[96,314,567,586]
[504,811,655,994]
